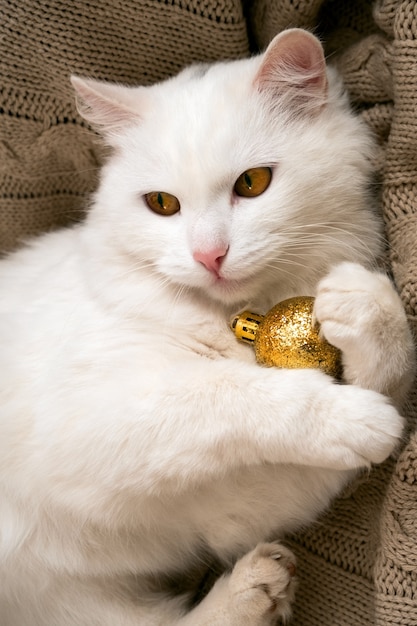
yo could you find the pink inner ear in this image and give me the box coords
[254,29,328,105]
[71,76,142,133]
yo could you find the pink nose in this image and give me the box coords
[193,246,228,275]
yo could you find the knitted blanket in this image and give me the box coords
[1,1,416,624]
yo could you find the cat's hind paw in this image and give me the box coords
[228,543,297,625]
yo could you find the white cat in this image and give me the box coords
[0,29,414,625]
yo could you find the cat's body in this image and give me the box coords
[0,30,414,625]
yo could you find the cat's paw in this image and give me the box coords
[228,543,296,625]
[315,383,404,469]
[314,262,413,397]
[314,262,400,357]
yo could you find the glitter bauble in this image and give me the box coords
[231,296,342,378]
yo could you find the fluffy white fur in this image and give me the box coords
[0,29,414,625]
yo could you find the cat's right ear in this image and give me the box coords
[254,29,328,115]
[71,76,144,135]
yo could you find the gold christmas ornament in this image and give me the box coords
[231,296,342,378]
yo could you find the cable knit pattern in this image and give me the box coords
[1,1,416,624]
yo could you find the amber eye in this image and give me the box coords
[234,167,272,198]
[144,191,180,216]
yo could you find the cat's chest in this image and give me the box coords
[153,305,256,364]
[182,329,253,363]
[166,318,254,364]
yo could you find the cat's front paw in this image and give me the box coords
[228,543,296,625]
[314,262,414,398]
[317,383,404,469]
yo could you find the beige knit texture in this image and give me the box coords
[1,1,416,624]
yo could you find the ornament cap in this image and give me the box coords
[231,311,264,344]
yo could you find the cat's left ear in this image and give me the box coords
[254,29,328,115]
[71,76,145,135]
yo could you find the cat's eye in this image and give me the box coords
[234,167,272,198]
[145,191,180,216]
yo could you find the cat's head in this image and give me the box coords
[72,29,379,309]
